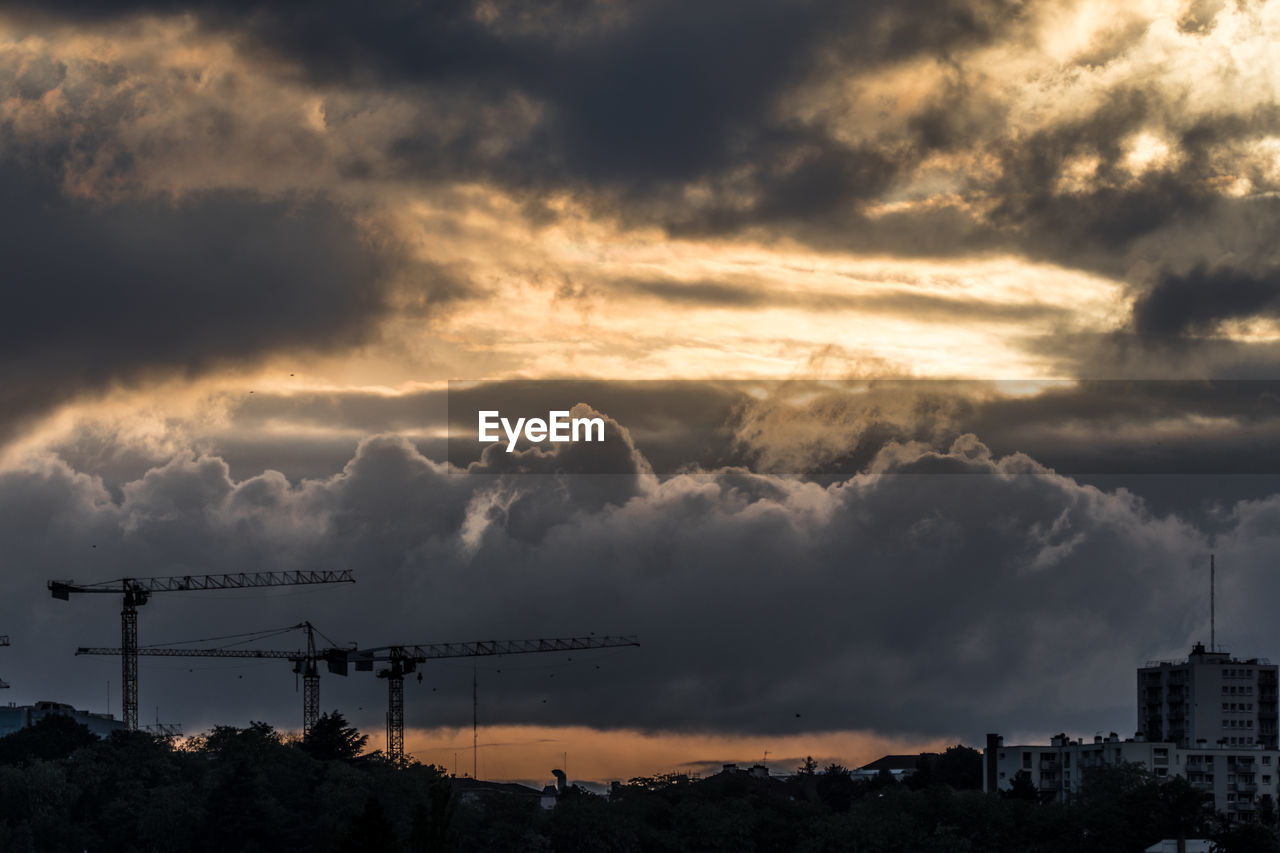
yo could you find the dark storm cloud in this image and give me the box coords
[0,160,415,441]
[1132,266,1280,337]
[12,0,1274,289]
[982,91,1280,272]
[7,0,1019,212]
[12,1,1280,381]
[0,426,1237,745]
[985,88,1191,265]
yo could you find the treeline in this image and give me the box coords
[0,722,1277,853]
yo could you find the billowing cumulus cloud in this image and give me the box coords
[0,426,1247,751]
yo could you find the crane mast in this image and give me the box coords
[350,635,640,765]
[52,571,354,730]
[76,622,346,735]
[78,630,640,766]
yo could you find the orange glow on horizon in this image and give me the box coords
[390,724,955,785]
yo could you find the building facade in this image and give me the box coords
[983,732,1277,821]
[1138,643,1279,750]
[0,700,125,739]
[983,643,1280,822]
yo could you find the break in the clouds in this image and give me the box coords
[2,0,1280,400]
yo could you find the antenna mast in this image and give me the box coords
[473,664,478,780]
[1211,554,1215,653]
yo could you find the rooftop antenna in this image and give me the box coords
[1211,554,1216,653]
[473,663,478,781]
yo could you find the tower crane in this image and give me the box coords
[50,571,354,730]
[346,635,640,765]
[75,622,349,735]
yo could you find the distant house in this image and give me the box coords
[715,763,771,779]
[1143,841,1214,853]
[854,753,937,782]
[0,700,124,739]
[450,777,543,806]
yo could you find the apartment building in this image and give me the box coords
[983,644,1280,821]
[1138,642,1279,750]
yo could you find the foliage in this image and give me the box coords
[0,723,1272,852]
[302,711,369,762]
[934,745,983,790]
[0,714,99,765]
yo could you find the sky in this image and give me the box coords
[3,0,1280,786]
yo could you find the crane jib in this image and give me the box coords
[48,570,354,598]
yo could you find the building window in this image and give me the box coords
[1023,752,1031,769]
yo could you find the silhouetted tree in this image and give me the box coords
[1154,775,1214,841]
[0,714,98,764]
[407,774,457,853]
[1214,821,1280,853]
[301,711,368,761]
[1260,793,1278,828]
[816,763,856,813]
[194,720,281,758]
[337,797,401,853]
[1003,769,1039,802]
[935,744,983,789]
[906,754,935,790]
[550,787,641,852]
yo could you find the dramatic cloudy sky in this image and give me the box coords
[3,0,1280,784]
